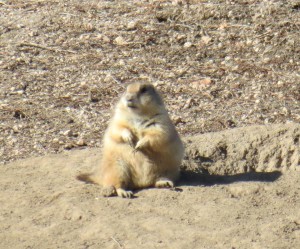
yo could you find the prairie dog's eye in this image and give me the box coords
[140,86,147,94]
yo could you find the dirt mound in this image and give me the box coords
[184,123,300,175]
[0,124,299,249]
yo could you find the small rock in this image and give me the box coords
[29,31,39,37]
[16,90,24,95]
[201,36,212,44]
[63,130,73,137]
[102,35,110,43]
[115,36,128,46]
[183,42,192,48]
[76,138,86,146]
[64,143,74,150]
[277,81,284,87]
[52,138,59,144]
[282,107,290,115]
[173,116,184,125]
[127,20,138,30]
[96,34,110,43]
[183,98,194,109]
[191,78,212,90]
[176,34,186,41]
[12,125,19,133]
[80,81,87,87]
[119,59,125,66]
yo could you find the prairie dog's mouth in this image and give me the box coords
[126,100,137,108]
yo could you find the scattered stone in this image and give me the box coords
[12,125,20,133]
[183,98,194,109]
[76,139,87,147]
[52,138,59,144]
[183,42,192,48]
[63,130,73,137]
[127,20,138,30]
[64,143,74,150]
[201,36,212,44]
[173,116,184,125]
[115,36,127,46]
[191,78,212,90]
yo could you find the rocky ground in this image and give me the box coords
[1,0,299,164]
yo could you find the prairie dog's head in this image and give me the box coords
[120,83,165,115]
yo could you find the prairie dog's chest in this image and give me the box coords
[130,117,147,134]
[129,116,156,136]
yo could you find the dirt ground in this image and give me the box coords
[1,0,300,164]
[0,0,300,248]
[0,129,299,249]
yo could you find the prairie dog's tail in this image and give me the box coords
[76,173,98,184]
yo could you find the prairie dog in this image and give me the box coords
[77,83,184,198]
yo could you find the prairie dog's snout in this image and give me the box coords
[125,93,136,108]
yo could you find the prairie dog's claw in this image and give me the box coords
[121,129,134,147]
[116,188,133,198]
[134,138,149,151]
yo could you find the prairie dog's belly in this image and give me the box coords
[122,149,157,188]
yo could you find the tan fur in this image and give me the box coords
[77,83,184,198]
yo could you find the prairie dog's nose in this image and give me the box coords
[126,94,135,102]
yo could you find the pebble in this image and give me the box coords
[115,36,127,46]
[191,78,212,90]
[183,42,192,48]
[52,138,59,144]
[76,138,86,146]
[63,130,73,137]
[127,20,137,30]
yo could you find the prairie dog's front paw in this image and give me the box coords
[134,137,149,152]
[116,188,133,198]
[121,129,134,147]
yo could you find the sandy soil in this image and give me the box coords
[1,124,299,249]
[1,0,300,164]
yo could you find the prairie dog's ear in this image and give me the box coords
[139,84,155,95]
[139,85,148,94]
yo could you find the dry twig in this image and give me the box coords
[18,42,76,54]
[111,236,124,249]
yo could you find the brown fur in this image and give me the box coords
[77,83,184,198]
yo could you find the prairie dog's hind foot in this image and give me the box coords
[101,186,134,198]
[155,178,174,188]
[116,188,134,198]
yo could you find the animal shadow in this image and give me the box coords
[178,169,282,187]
